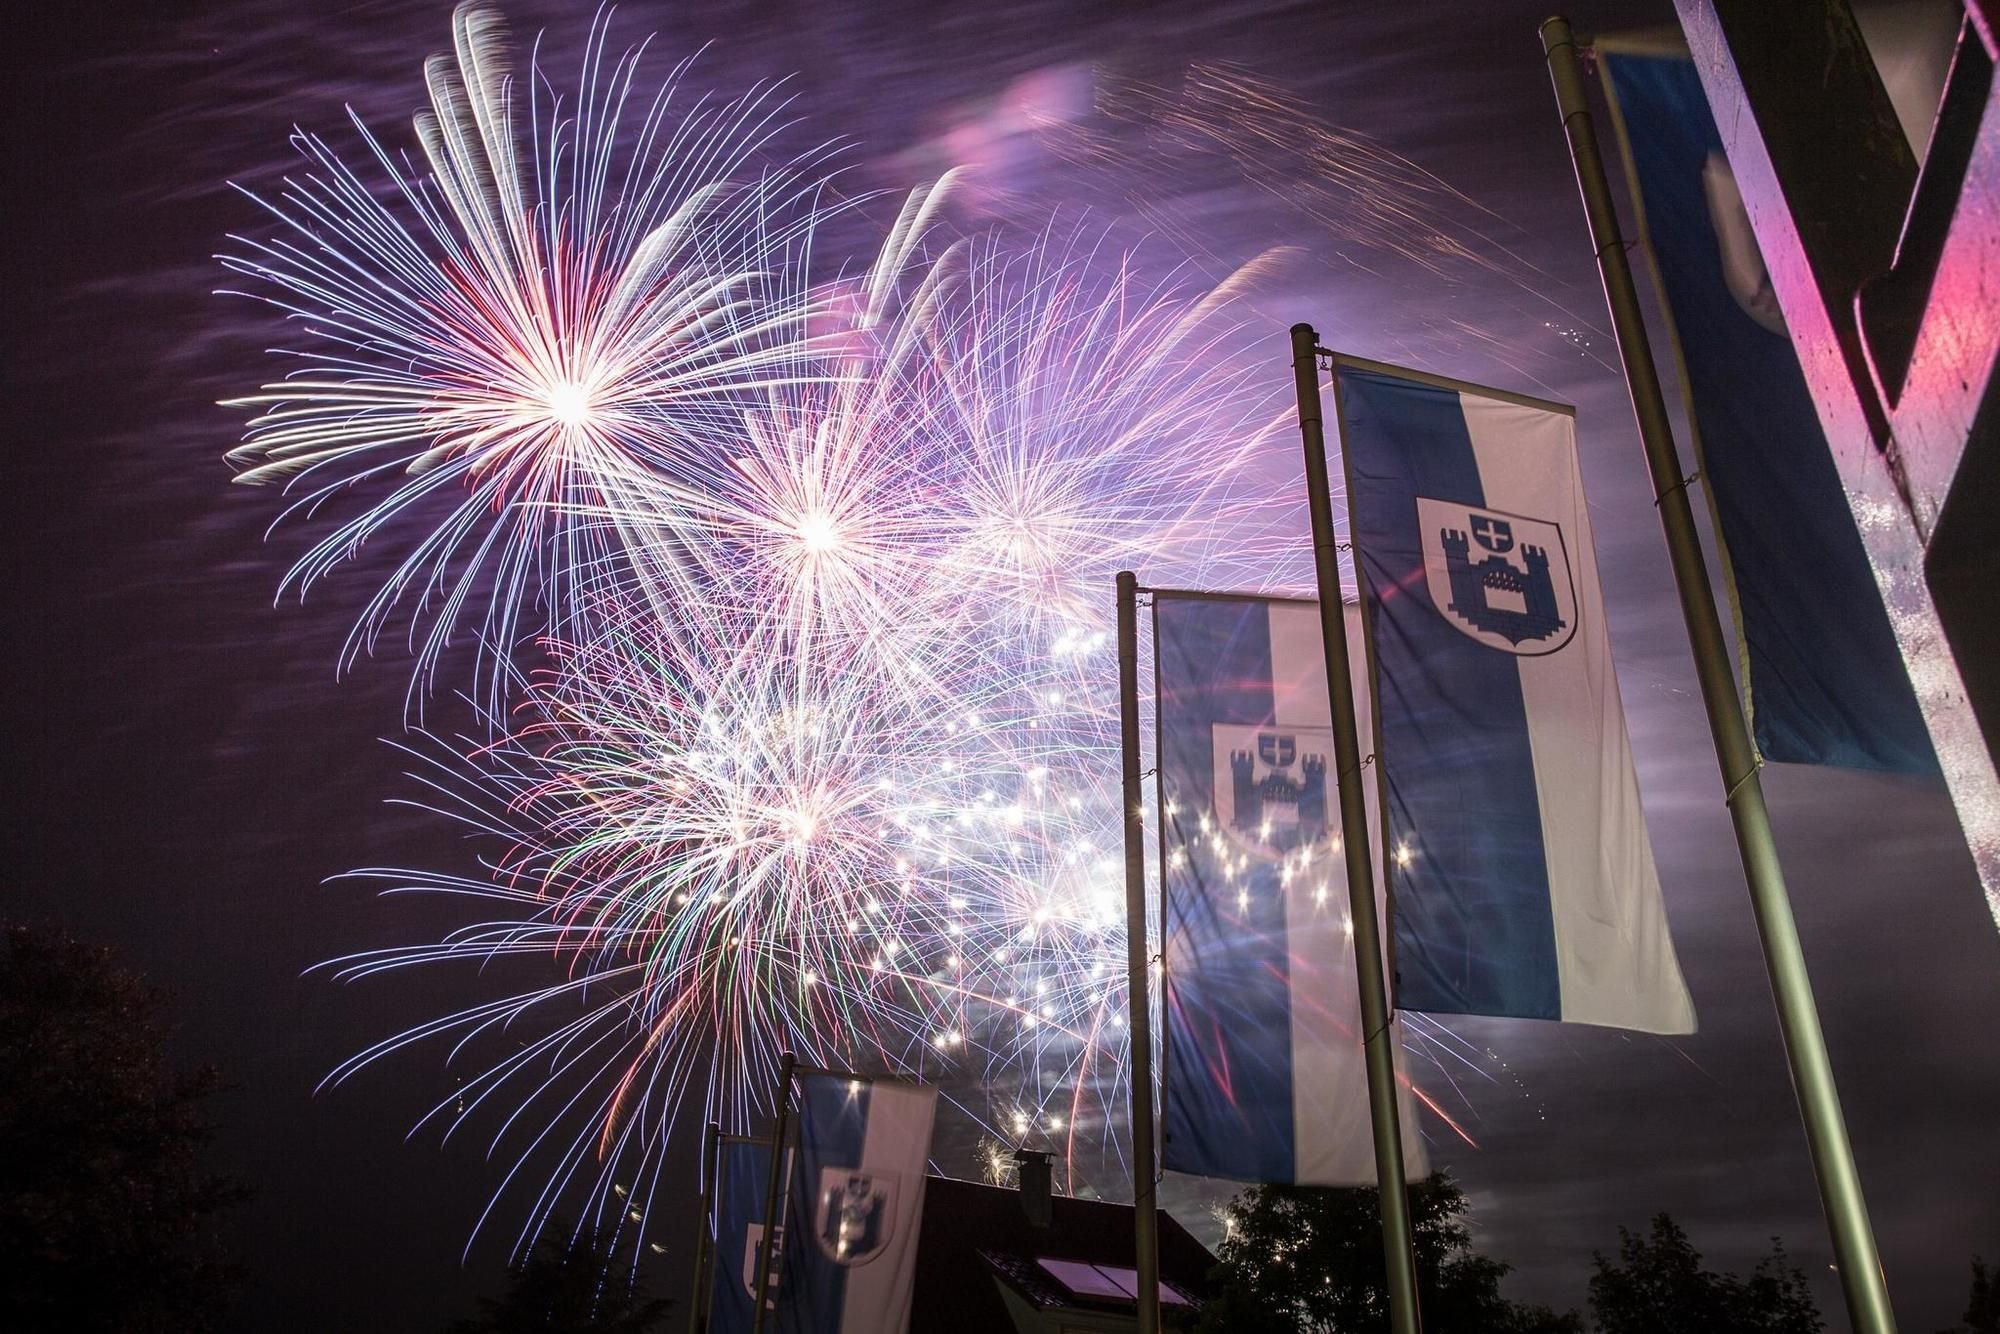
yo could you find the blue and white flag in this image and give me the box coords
[1156,591,1431,1186]
[770,1071,935,1334]
[1336,358,1696,1034]
[708,1135,782,1334]
[1597,46,1935,776]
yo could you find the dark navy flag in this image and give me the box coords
[708,1135,782,1334]
[770,1071,935,1334]
[1156,591,1430,1185]
[1598,46,1936,776]
[1336,359,1695,1033]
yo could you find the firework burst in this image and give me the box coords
[307,223,1292,1244]
[220,5,844,700]
[226,2,1443,1258]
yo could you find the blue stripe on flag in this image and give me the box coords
[774,1075,868,1332]
[1156,595,1297,1182]
[1602,51,1935,776]
[1339,368,1562,1020]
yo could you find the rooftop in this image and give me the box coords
[912,1175,1215,1332]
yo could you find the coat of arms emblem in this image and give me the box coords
[1209,722,1336,859]
[815,1168,898,1266]
[1416,497,1577,655]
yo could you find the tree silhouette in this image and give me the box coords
[442,1216,672,1333]
[1938,1257,1998,1334]
[0,924,246,1333]
[1196,1173,1580,1333]
[1588,1214,1820,1334]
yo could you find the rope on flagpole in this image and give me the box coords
[1335,753,1377,785]
[1723,759,1764,807]
[1652,469,1703,508]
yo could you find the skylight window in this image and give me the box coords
[1034,1258,1193,1306]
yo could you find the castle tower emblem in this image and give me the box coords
[1415,498,1578,656]
[1209,722,1338,859]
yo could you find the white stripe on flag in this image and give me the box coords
[842,1082,934,1333]
[1460,394,1696,1034]
[1269,602,1432,1183]
[1269,602,1333,728]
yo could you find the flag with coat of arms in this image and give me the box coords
[1155,590,1432,1186]
[1333,356,1695,1034]
[708,1134,784,1334]
[768,1069,935,1334]
[1594,43,1935,777]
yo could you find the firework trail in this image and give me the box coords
[1024,60,1619,388]
[219,5,844,704]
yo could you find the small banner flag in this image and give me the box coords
[770,1071,936,1334]
[1336,358,1696,1034]
[709,1135,783,1334]
[1156,590,1431,1185]
[1597,45,1936,776]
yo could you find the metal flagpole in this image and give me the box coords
[750,1051,796,1334]
[1539,20,1897,1334]
[687,1120,721,1334]
[1116,570,1162,1334]
[1290,324,1424,1334]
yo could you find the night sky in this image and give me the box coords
[7,2,1997,1331]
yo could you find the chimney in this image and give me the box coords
[1011,1148,1053,1228]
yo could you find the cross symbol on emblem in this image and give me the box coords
[1470,514,1515,554]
